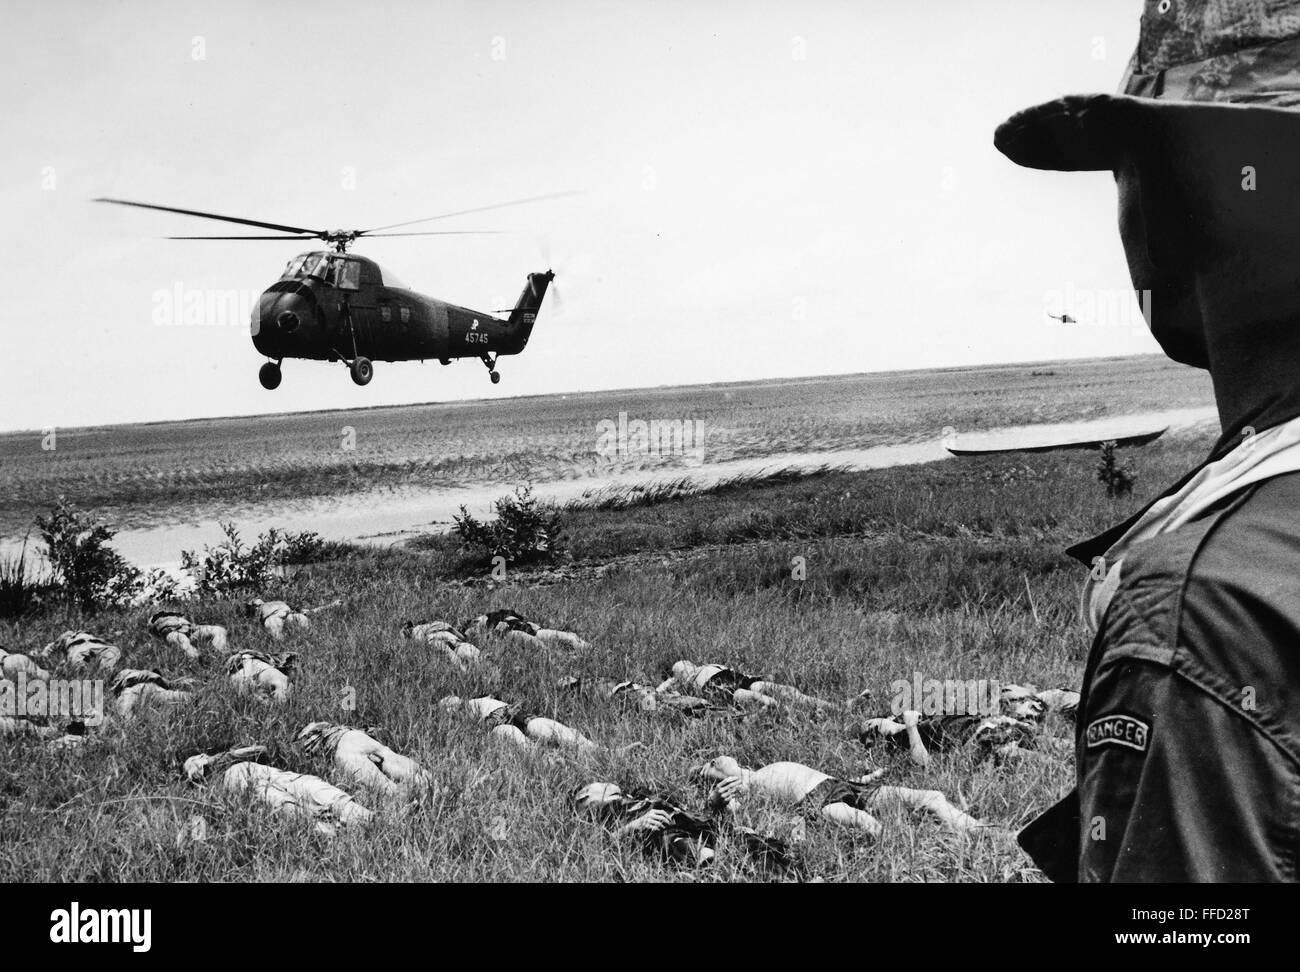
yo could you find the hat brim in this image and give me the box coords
[998,92,1300,175]
[995,94,1164,171]
[994,93,1300,172]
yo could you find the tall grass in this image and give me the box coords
[0,431,1216,882]
[0,538,51,618]
[568,466,845,512]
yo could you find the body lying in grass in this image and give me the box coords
[559,675,724,716]
[0,647,50,681]
[439,695,599,754]
[246,599,309,639]
[148,611,227,660]
[998,684,1079,721]
[658,661,835,712]
[227,650,298,703]
[185,744,372,838]
[246,597,341,639]
[111,668,194,720]
[0,714,87,749]
[697,755,986,838]
[296,722,430,798]
[573,781,795,873]
[861,684,1079,766]
[861,711,1040,767]
[401,621,482,669]
[463,609,590,652]
[40,631,120,673]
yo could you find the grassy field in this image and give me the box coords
[0,355,1213,538]
[0,387,1220,881]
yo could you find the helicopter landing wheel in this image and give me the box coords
[259,361,282,390]
[350,356,373,386]
[490,371,501,385]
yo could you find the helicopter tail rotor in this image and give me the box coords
[534,238,570,315]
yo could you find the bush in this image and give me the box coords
[36,499,144,609]
[139,567,183,604]
[278,530,328,565]
[1096,441,1136,498]
[181,524,326,597]
[453,485,565,566]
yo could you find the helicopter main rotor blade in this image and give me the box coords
[165,234,320,240]
[362,230,506,238]
[360,191,583,234]
[95,198,324,237]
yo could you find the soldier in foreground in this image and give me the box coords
[997,0,1300,880]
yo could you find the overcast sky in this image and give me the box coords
[0,0,1153,432]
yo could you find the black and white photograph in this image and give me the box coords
[0,0,1287,947]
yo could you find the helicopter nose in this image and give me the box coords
[254,291,313,338]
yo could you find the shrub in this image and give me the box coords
[279,530,328,565]
[36,499,144,609]
[453,485,565,566]
[1096,441,1136,498]
[139,567,183,604]
[181,524,326,597]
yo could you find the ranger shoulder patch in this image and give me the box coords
[1085,713,1151,753]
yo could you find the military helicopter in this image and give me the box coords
[95,194,575,389]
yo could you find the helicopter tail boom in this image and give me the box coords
[500,270,554,354]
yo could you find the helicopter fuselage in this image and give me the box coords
[97,192,569,384]
[96,194,566,389]
[251,251,545,367]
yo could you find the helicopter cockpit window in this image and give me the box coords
[280,254,309,279]
[299,254,325,279]
[336,259,361,290]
